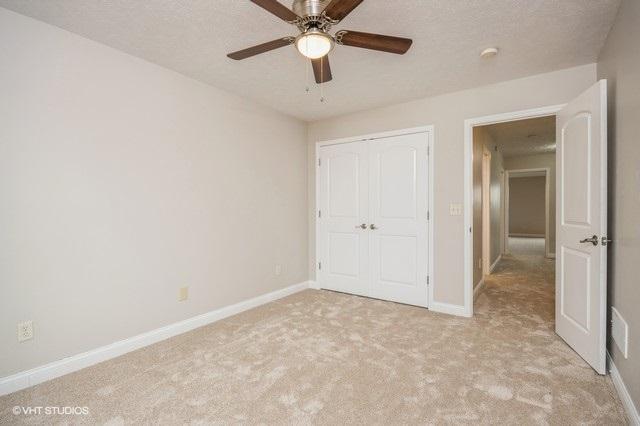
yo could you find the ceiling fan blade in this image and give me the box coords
[323,0,364,23]
[336,30,412,54]
[312,56,332,84]
[227,37,294,60]
[250,0,300,23]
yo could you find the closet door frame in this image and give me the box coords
[315,126,435,308]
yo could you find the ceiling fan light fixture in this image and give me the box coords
[228,0,414,84]
[296,29,334,59]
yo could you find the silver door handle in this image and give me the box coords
[579,235,598,246]
[355,223,367,229]
[601,236,612,246]
[369,224,378,230]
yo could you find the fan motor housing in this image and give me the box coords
[291,0,332,18]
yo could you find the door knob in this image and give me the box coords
[601,236,612,246]
[369,224,378,230]
[579,235,598,246]
[355,223,367,229]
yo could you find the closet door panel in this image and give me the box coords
[317,141,369,296]
[369,133,429,307]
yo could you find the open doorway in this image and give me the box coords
[471,115,556,303]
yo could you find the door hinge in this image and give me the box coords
[427,146,430,155]
[318,210,322,218]
[318,158,321,167]
[427,276,430,285]
[318,262,322,270]
[427,211,430,221]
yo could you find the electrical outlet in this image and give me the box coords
[17,320,33,342]
[275,264,282,276]
[178,286,188,302]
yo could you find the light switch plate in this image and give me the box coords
[449,203,463,216]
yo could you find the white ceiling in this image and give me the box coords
[484,116,556,158]
[0,0,620,121]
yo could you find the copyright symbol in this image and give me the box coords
[12,406,21,415]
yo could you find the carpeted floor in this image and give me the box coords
[0,253,627,424]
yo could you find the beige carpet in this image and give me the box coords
[0,254,627,424]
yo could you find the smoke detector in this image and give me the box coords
[480,47,499,59]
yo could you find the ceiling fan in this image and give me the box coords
[227,0,413,84]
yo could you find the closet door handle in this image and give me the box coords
[355,223,367,229]
[369,224,378,230]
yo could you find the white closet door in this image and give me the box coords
[368,133,429,307]
[317,141,369,297]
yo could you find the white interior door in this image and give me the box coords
[556,80,607,374]
[317,141,369,297]
[369,133,429,307]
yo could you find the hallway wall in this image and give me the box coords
[472,127,504,288]
[509,176,546,236]
[504,154,556,254]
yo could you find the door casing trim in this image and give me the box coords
[464,105,565,317]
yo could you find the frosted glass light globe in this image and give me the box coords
[296,31,334,59]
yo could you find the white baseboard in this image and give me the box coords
[489,254,502,273]
[546,252,556,259]
[608,352,640,426]
[308,280,320,290]
[430,301,469,317]
[0,281,311,397]
[473,255,501,299]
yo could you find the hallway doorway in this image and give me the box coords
[471,115,557,303]
[465,88,610,375]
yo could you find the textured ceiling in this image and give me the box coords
[0,0,620,121]
[484,116,556,158]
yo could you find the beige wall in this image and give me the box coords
[504,154,556,254]
[0,10,308,377]
[472,131,484,287]
[509,176,546,236]
[488,141,505,272]
[308,64,596,307]
[597,0,640,409]
[472,127,504,288]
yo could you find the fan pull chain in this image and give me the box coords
[320,56,325,103]
[305,57,310,94]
